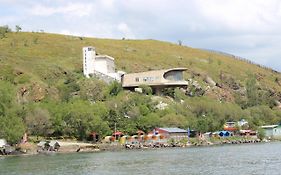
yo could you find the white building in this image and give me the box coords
[83,46,124,82]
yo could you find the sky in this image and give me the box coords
[1,0,281,71]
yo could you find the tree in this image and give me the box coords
[0,25,11,39]
[15,25,22,32]
[160,113,188,128]
[0,114,25,144]
[257,128,265,140]
[25,107,52,136]
[139,84,152,95]
[80,78,107,102]
[246,75,259,107]
[178,40,182,46]
[107,81,122,96]
[137,113,161,132]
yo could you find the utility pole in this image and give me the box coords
[114,122,117,141]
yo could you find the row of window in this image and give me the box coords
[135,76,159,82]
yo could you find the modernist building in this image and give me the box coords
[83,46,188,91]
[83,46,123,82]
[122,68,188,93]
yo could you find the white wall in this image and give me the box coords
[83,46,95,77]
[83,47,122,82]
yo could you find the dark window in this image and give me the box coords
[164,71,183,81]
[135,77,139,82]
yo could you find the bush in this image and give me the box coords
[139,84,152,95]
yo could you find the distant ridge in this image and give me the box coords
[201,48,280,74]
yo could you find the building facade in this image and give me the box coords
[83,46,122,82]
[261,125,281,139]
[152,128,188,140]
[122,68,188,93]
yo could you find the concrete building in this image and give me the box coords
[122,68,188,93]
[261,125,281,139]
[83,46,123,82]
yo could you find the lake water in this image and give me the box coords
[1,142,281,175]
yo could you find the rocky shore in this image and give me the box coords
[0,138,273,157]
[123,138,266,150]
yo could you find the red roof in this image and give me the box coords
[112,131,123,136]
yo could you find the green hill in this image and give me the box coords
[0,31,281,143]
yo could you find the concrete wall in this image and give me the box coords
[94,56,115,74]
[122,68,188,88]
[264,127,281,139]
[273,127,281,139]
[83,46,120,81]
[83,46,95,77]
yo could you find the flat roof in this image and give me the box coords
[158,128,187,133]
[125,68,187,75]
[261,125,279,129]
[95,55,115,61]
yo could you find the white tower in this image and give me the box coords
[83,46,96,78]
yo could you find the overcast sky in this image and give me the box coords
[1,0,281,71]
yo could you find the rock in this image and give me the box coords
[155,101,168,110]
[204,76,216,87]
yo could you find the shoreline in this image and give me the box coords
[0,138,276,158]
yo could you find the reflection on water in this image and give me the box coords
[1,142,281,175]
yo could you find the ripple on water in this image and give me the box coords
[1,143,281,175]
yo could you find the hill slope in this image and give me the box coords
[0,31,281,143]
[1,32,280,89]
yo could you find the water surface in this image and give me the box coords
[1,142,281,175]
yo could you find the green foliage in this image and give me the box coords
[174,87,186,102]
[25,107,52,136]
[0,32,280,141]
[58,73,80,101]
[0,115,25,144]
[162,87,175,98]
[0,82,25,144]
[0,65,15,83]
[43,99,111,139]
[107,81,122,96]
[79,78,107,102]
[15,73,30,84]
[15,25,22,33]
[137,113,161,132]
[0,25,11,39]
[139,84,152,95]
[257,128,265,140]
[160,113,188,128]
[246,75,259,107]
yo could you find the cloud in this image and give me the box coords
[30,3,93,17]
[117,22,135,39]
[1,0,281,71]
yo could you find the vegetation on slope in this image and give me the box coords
[0,27,281,143]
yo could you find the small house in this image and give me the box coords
[152,128,188,140]
[239,130,257,138]
[223,122,237,131]
[261,125,281,139]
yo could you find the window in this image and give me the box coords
[135,77,139,82]
[164,71,183,81]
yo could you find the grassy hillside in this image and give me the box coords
[0,32,280,89]
[1,31,281,143]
